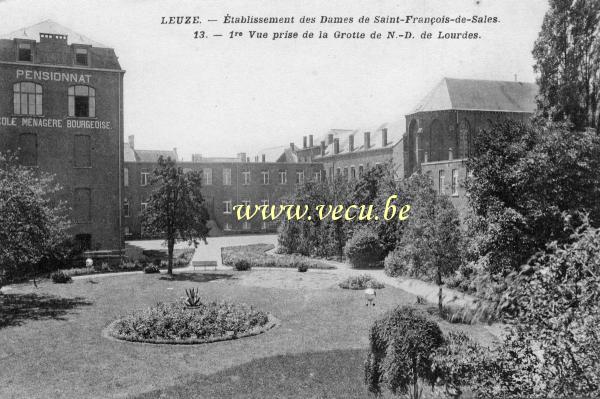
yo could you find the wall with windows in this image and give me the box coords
[319,147,395,183]
[0,34,124,251]
[421,159,469,218]
[122,159,325,238]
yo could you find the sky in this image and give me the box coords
[0,0,549,160]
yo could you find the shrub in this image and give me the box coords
[144,265,160,274]
[110,301,269,343]
[51,271,72,284]
[339,274,384,290]
[184,288,201,307]
[221,244,334,270]
[233,259,251,271]
[383,248,405,276]
[364,306,444,398]
[344,227,385,268]
[297,263,308,272]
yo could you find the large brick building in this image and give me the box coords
[403,78,537,214]
[122,136,324,237]
[0,20,125,251]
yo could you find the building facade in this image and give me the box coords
[122,137,324,238]
[403,78,538,214]
[0,21,124,251]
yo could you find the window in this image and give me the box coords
[343,167,348,179]
[74,188,91,223]
[261,221,267,230]
[242,221,250,230]
[314,170,322,182]
[358,165,364,176]
[13,82,42,116]
[124,226,131,237]
[123,198,130,217]
[336,168,341,177]
[224,223,232,231]
[124,168,129,187]
[140,202,148,214]
[261,199,269,207]
[203,168,212,185]
[68,85,95,118]
[262,170,270,185]
[296,170,304,185]
[328,167,334,181]
[451,169,459,196]
[18,133,37,166]
[223,200,232,214]
[74,135,91,167]
[75,48,88,66]
[17,42,32,62]
[350,166,356,180]
[438,170,446,194]
[242,170,251,185]
[140,172,150,186]
[242,199,250,207]
[279,170,287,184]
[223,168,231,185]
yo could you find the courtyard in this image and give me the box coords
[0,235,498,399]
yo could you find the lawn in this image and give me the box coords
[0,268,499,398]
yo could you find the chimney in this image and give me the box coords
[382,128,388,147]
[128,135,135,149]
[320,140,326,156]
[246,156,250,163]
[290,142,295,150]
[348,135,354,152]
[261,154,266,163]
[449,147,454,161]
[309,134,314,147]
[303,136,307,149]
[237,152,246,162]
[364,132,370,149]
[255,155,259,162]
[334,138,340,155]
[328,134,334,144]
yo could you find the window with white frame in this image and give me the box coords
[279,170,287,184]
[203,168,212,185]
[140,202,148,214]
[261,199,269,207]
[451,169,459,196]
[124,226,131,236]
[296,170,304,185]
[74,48,88,66]
[123,198,130,217]
[439,170,446,194]
[224,223,232,231]
[314,170,322,182]
[242,221,250,230]
[140,172,150,186]
[358,165,364,176]
[242,199,250,207]
[223,200,232,214]
[13,82,42,116]
[68,85,95,118]
[17,42,33,62]
[261,221,268,230]
[350,166,356,180]
[262,170,270,184]
[242,170,251,185]
[223,168,231,185]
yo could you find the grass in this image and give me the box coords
[0,269,500,398]
[221,244,335,270]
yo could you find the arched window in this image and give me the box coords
[14,82,42,116]
[68,85,95,117]
[458,119,471,159]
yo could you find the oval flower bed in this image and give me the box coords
[107,301,275,344]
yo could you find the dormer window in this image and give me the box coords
[17,43,32,62]
[75,48,88,66]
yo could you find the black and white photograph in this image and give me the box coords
[0,0,599,398]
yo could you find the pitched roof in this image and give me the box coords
[410,78,538,114]
[255,145,298,163]
[315,120,404,159]
[0,19,107,47]
[134,149,178,163]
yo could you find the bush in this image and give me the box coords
[297,263,308,272]
[364,306,445,397]
[383,248,405,276]
[233,259,251,271]
[51,271,72,284]
[344,227,385,268]
[109,301,269,343]
[339,274,384,290]
[221,244,334,270]
[144,265,160,274]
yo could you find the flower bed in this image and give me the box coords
[107,301,274,344]
[221,244,335,270]
[338,274,385,290]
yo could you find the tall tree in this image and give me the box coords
[533,0,600,131]
[142,156,209,275]
[0,152,70,288]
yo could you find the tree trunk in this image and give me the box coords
[412,356,419,399]
[167,238,174,275]
[437,269,443,317]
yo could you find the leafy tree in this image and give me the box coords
[142,156,210,275]
[0,152,70,288]
[533,0,600,131]
[465,120,600,277]
[343,226,385,268]
[365,306,444,398]
[385,173,462,315]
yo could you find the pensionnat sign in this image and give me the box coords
[16,69,92,84]
[0,116,111,130]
